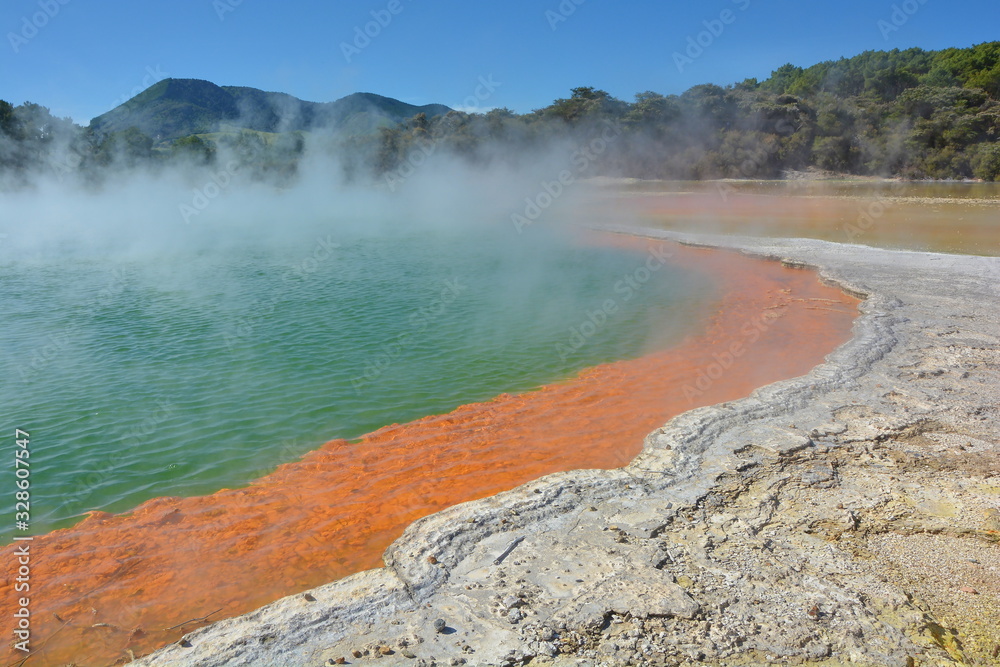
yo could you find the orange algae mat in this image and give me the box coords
[1,237,858,666]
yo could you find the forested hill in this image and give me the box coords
[2,42,999,186]
[374,41,1000,181]
[89,79,453,141]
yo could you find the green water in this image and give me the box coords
[1,226,717,538]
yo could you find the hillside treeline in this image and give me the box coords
[2,42,999,187]
[374,42,1000,182]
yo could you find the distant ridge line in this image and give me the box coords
[89,77,452,142]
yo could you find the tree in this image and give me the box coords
[94,126,153,167]
[0,100,20,138]
[812,136,854,172]
[626,92,680,127]
[971,142,1000,181]
[172,135,215,164]
[539,87,628,124]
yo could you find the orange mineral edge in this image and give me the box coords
[1,233,858,666]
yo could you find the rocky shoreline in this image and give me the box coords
[135,230,1000,667]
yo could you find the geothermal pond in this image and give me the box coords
[2,228,715,536]
[0,218,861,665]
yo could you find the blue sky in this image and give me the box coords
[1,0,997,124]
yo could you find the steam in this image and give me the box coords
[0,106,625,267]
[0,98,671,399]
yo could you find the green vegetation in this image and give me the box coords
[374,42,1000,182]
[2,42,998,187]
[87,78,451,142]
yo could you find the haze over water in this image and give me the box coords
[1,219,717,538]
[0,228,861,666]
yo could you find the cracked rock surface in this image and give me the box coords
[135,231,1000,667]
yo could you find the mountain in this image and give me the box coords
[89,78,452,142]
[5,43,997,183]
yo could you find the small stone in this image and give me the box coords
[401,648,417,659]
[351,649,363,658]
[507,608,524,624]
[433,618,447,633]
[303,593,316,602]
[427,556,438,565]
[959,586,980,595]
[379,644,394,655]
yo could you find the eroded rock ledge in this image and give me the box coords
[136,231,1000,667]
